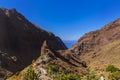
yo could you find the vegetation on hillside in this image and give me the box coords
[23,66,39,80]
[106,65,120,80]
[8,41,120,80]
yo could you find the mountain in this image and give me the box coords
[67,18,120,79]
[71,18,120,55]
[8,40,86,80]
[8,18,120,80]
[0,8,67,79]
[4,8,120,80]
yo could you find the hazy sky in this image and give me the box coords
[0,0,120,40]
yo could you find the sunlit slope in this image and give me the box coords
[80,40,120,71]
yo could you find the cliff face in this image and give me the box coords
[0,8,67,78]
[71,18,120,55]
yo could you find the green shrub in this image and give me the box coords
[109,71,120,80]
[45,64,58,75]
[106,65,119,72]
[85,71,99,80]
[106,65,120,80]
[86,66,91,72]
[82,66,100,80]
[45,64,81,80]
[23,66,38,80]
[55,73,81,80]
[62,68,71,74]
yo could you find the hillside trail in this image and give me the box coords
[33,61,53,80]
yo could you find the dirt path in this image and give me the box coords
[33,62,53,80]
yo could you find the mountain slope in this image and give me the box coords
[8,40,86,80]
[71,18,120,55]
[80,40,120,70]
[8,17,120,80]
[0,8,67,79]
[60,18,120,79]
[67,18,120,73]
[3,8,120,80]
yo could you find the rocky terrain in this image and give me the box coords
[0,8,120,80]
[0,8,67,79]
[67,18,120,79]
[71,18,120,55]
[70,18,120,68]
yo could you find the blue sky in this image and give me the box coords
[0,0,120,40]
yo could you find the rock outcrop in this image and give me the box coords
[0,8,67,78]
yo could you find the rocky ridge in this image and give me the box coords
[0,8,67,79]
[71,18,120,55]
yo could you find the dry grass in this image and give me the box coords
[7,65,32,80]
[81,40,120,70]
[80,40,120,79]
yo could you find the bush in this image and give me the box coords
[45,64,81,80]
[82,66,100,80]
[55,73,81,80]
[106,65,120,80]
[23,66,38,80]
[45,64,58,75]
[106,65,119,72]
[109,71,120,80]
[85,71,99,80]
